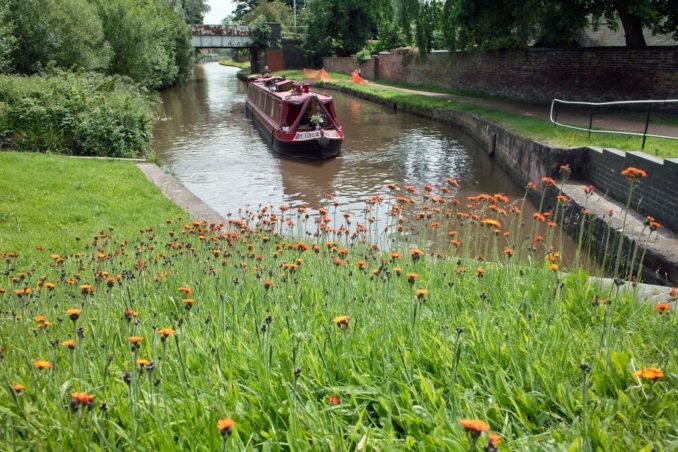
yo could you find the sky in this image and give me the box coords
[204,0,235,24]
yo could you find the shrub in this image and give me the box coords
[0,71,153,157]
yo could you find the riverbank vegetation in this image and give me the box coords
[274,69,677,158]
[218,58,251,70]
[0,152,183,265]
[1,159,675,449]
[0,0,210,157]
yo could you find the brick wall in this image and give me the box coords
[322,56,376,80]
[586,148,678,231]
[325,47,678,103]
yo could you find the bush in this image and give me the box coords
[0,71,153,158]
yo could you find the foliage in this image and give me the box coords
[0,71,154,157]
[163,0,211,24]
[2,0,111,74]
[0,162,676,448]
[355,48,373,64]
[303,0,389,58]
[0,2,15,74]
[94,0,193,90]
[244,0,294,26]
[249,15,273,48]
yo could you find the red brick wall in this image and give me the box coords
[325,47,678,103]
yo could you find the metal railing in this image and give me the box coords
[549,99,678,150]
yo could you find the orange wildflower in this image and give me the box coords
[633,367,664,380]
[71,391,95,405]
[488,432,502,446]
[655,303,670,314]
[334,315,350,329]
[328,394,341,405]
[158,328,175,338]
[217,417,235,437]
[621,166,647,180]
[406,273,418,284]
[459,419,490,433]
[410,248,424,260]
[33,360,52,370]
[480,219,502,229]
[66,308,81,321]
[136,358,150,367]
[63,340,76,350]
[178,286,193,295]
[415,289,428,299]
[79,284,94,295]
[128,336,143,345]
[12,383,25,393]
[262,279,274,289]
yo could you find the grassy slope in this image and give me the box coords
[0,152,184,264]
[276,70,678,158]
[218,58,250,70]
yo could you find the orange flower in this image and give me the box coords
[66,308,81,321]
[79,284,94,295]
[390,252,401,260]
[633,367,664,380]
[136,358,150,367]
[34,315,46,323]
[183,299,194,310]
[503,247,514,257]
[480,219,502,229]
[262,279,274,289]
[128,336,143,345]
[415,289,428,299]
[328,394,341,405]
[459,418,490,433]
[178,286,193,295]
[621,166,647,180]
[63,339,76,350]
[158,328,175,338]
[541,177,556,187]
[12,383,25,393]
[43,282,56,290]
[655,303,670,314]
[217,417,235,437]
[406,273,418,284]
[124,309,137,320]
[334,316,350,329]
[33,360,52,370]
[410,248,424,260]
[476,267,485,277]
[71,391,95,405]
[488,432,501,446]
[549,263,559,272]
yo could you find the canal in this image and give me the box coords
[153,63,531,214]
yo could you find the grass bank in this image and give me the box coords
[218,58,250,70]
[275,70,677,158]
[0,158,675,449]
[0,152,183,265]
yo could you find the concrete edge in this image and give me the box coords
[135,162,225,223]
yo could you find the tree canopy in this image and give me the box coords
[0,0,194,89]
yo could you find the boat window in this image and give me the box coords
[285,104,300,126]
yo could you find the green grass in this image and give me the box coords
[0,152,184,266]
[218,58,250,70]
[0,162,675,449]
[276,70,678,158]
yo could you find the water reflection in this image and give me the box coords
[153,63,526,215]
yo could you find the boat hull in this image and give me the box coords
[246,101,342,159]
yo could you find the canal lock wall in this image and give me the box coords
[317,83,678,285]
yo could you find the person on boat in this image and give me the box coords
[262,65,272,77]
[351,67,368,85]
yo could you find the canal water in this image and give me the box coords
[153,63,529,214]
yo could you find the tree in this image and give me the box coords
[0,2,16,73]
[589,0,678,48]
[163,0,211,24]
[303,0,386,58]
[244,1,294,26]
[4,0,110,73]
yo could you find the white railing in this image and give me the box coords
[549,98,678,150]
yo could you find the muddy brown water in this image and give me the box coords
[155,63,528,212]
[153,63,590,266]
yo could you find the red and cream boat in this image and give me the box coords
[245,75,343,159]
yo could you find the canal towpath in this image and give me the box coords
[365,82,678,140]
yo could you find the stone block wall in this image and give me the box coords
[325,47,678,104]
[586,148,678,231]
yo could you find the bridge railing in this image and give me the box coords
[549,98,678,150]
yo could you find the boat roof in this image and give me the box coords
[249,76,334,103]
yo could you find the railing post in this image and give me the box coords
[553,101,558,128]
[588,104,594,139]
[641,103,652,150]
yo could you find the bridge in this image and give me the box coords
[191,25,255,48]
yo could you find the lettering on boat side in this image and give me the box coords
[295,131,322,141]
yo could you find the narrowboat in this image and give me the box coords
[245,75,343,159]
